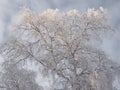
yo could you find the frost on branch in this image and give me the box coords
[0,7,119,90]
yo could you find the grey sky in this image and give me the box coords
[0,0,120,63]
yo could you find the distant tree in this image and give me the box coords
[0,7,119,90]
[0,60,43,90]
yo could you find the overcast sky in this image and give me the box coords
[0,0,120,63]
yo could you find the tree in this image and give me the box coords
[0,59,43,90]
[0,7,119,90]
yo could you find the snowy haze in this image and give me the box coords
[0,0,120,63]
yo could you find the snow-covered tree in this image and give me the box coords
[0,59,43,90]
[0,7,119,90]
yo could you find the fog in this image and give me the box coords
[0,0,120,63]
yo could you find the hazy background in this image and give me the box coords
[0,0,120,63]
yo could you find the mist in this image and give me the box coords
[0,1,120,89]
